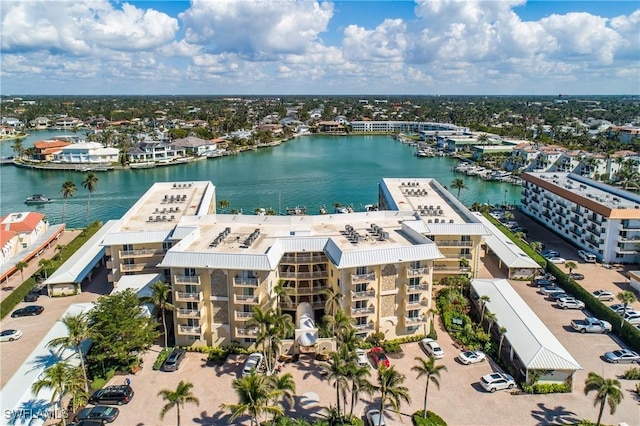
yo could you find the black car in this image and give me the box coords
[74,406,119,424]
[23,291,39,302]
[568,273,585,281]
[69,421,104,426]
[162,348,186,372]
[11,305,44,317]
[88,385,134,405]
[531,279,555,287]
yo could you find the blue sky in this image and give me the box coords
[1,0,639,95]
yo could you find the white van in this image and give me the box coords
[578,250,597,263]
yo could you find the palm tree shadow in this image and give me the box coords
[6,399,52,426]
[192,409,234,426]
[530,402,579,425]
[27,349,66,374]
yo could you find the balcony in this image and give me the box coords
[405,299,428,309]
[119,249,159,258]
[235,327,258,338]
[435,240,473,247]
[175,275,201,285]
[351,289,375,300]
[442,253,472,260]
[405,282,429,293]
[233,277,259,287]
[354,323,375,332]
[234,294,261,305]
[280,254,328,263]
[404,315,428,324]
[570,216,583,226]
[407,267,429,276]
[176,308,200,318]
[293,286,325,295]
[178,325,201,335]
[351,306,375,315]
[586,226,601,236]
[279,270,328,279]
[235,311,255,321]
[433,266,470,273]
[120,263,145,272]
[351,272,375,283]
[175,291,202,302]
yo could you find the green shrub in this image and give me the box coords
[428,321,438,340]
[623,367,640,380]
[90,378,107,390]
[382,341,401,354]
[105,368,116,381]
[521,382,571,394]
[412,410,448,426]
[152,347,172,370]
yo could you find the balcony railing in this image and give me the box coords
[279,271,328,279]
[293,286,325,295]
[235,327,258,338]
[354,323,375,332]
[351,289,375,300]
[405,283,429,292]
[174,275,201,285]
[405,299,428,309]
[435,240,473,247]
[407,267,429,276]
[175,291,201,301]
[120,263,146,272]
[178,325,201,335]
[280,254,328,263]
[433,266,470,272]
[119,249,158,258]
[234,294,261,304]
[351,306,375,315]
[235,311,255,321]
[176,309,200,318]
[442,254,472,259]
[233,277,259,287]
[351,272,375,282]
[405,315,427,324]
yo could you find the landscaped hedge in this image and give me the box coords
[522,382,571,394]
[482,213,548,266]
[412,410,447,426]
[152,347,172,370]
[0,222,103,318]
[623,367,640,380]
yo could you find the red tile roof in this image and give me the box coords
[0,212,45,233]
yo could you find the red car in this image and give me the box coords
[368,347,390,368]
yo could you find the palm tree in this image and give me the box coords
[346,358,373,418]
[565,261,578,275]
[47,312,94,392]
[217,199,230,212]
[272,279,294,308]
[320,349,350,420]
[221,373,283,426]
[529,241,542,253]
[81,172,98,226]
[480,295,491,324]
[32,362,86,426]
[60,180,76,224]
[140,280,175,348]
[38,258,53,280]
[324,308,352,346]
[15,260,28,282]
[320,286,343,317]
[268,372,296,423]
[412,356,447,418]
[158,381,200,426]
[485,312,497,334]
[374,365,411,426]
[450,178,468,198]
[616,291,637,328]
[497,326,507,360]
[11,139,24,159]
[584,372,623,426]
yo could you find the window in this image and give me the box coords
[355,300,367,310]
[355,283,367,293]
[184,268,196,276]
[461,235,471,242]
[408,309,420,319]
[355,317,367,327]
[409,277,420,286]
[122,244,133,251]
[410,261,421,269]
[162,241,172,253]
[356,266,367,275]
[408,294,420,303]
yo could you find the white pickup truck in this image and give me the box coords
[571,317,612,333]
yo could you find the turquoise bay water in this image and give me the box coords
[0,132,521,228]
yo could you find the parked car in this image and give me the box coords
[23,291,39,302]
[609,304,629,315]
[366,409,386,426]
[420,338,444,359]
[541,249,560,258]
[458,350,486,365]
[548,292,570,301]
[622,310,640,325]
[88,385,134,405]
[368,347,390,368]
[356,349,370,368]
[531,278,555,287]
[74,406,119,423]
[578,250,597,263]
[539,286,565,296]
[571,318,612,334]
[162,348,186,372]
[480,373,516,392]
[567,273,585,281]
[0,329,23,342]
[593,290,615,301]
[11,305,44,317]
[242,352,264,377]
[545,256,566,264]
[556,297,585,310]
[604,349,640,364]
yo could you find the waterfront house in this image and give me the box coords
[127,140,186,163]
[53,117,82,129]
[317,121,345,133]
[29,117,50,130]
[172,136,218,157]
[33,140,71,161]
[0,212,48,265]
[53,142,119,164]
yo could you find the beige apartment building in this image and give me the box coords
[102,178,487,348]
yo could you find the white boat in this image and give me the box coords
[130,161,156,169]
[25,194,51,204]
[334,206,349,214]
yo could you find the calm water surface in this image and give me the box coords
[0,131,521,228]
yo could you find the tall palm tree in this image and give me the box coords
[320,286,343,316]
[584,372,623,426]
[221,373,283,426]
[412,356,447,418]
[323,308,352,346]
[47,312,94,392]
[15,260,28,282]
[158,381,200,426]
[81,172,98,226]
[38,258,53,280]
[529,241,543,253]
[480,295,491,324]
[32,362,86,426]
[272,279,294,308]
[450,178,468,198]
[564,261,578,275]
[374,365,411,426]
[60,180,76,224]
[345,355,373,418]
[497,326,507,360]
[320,349,350,420]
[485,312,497,334]
[268,372,296,423]
[140,280,175,348]
[616,290,637,328]
[11,139,24,159]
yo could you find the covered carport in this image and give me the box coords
[43,221,118,296]
[473,213,540,279]
[471,278,582,388]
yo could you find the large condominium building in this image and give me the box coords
[521,172,640,264]
[101,178,488,349]
[348,121,467,135]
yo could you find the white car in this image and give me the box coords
[578,250,597,263]
[545,256,566,264]
[622,310,640,325]
[366,409,386,426]
[480,373,516,393]
[242,352,264,377]
[593,290,615,302]
[420,338,444,359]
[556,297,585,310]
[356,348,370,368]
[458,350,486,365]
[0,329,23,342]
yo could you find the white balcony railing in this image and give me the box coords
[235,311,255,321]
[177,309,199,318]
[175,291,201,301]
[405,283,429,292]
[119,249,158,258]
[407,267,429,276]
[174,275,201,285]
[405,315,427,324]
[351,306,375,315]
[351,272,375,283]
[351,289,375,300]
[234,294,261,304]
[233,277,259,287]
[178,325,201,335]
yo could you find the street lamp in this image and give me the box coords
[504,189,508,208]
